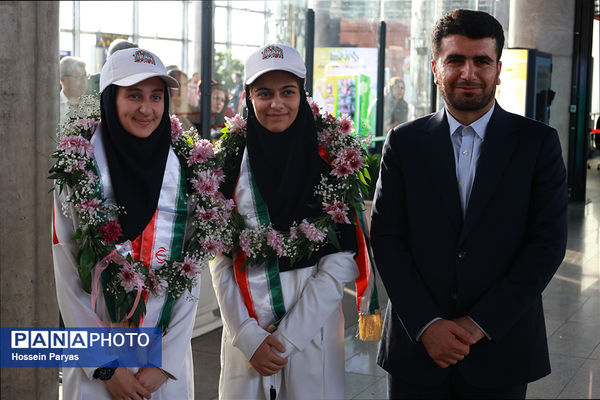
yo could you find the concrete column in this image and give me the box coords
[508,0,574,164]
[0,1,59,399]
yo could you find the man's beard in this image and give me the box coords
[439,79,497,111]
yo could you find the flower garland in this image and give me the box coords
[50,94,374,329]
[50,95,205,330]
[193,98,373,268]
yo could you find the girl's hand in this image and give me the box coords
[249,335,288,376]
[135,367,168,393]
[104,367,152,400]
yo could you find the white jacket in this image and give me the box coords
[52,129,200,400]
[210,157,359,400]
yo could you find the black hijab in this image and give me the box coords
[245,79,357,271]
[100,84,172,241]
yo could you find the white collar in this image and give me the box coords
[446,101,495,139]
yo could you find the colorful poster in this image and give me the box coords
[312,48,378,135]
[496,48,528,116]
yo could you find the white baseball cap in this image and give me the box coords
[99,48,179,93]
[244,44,306,85]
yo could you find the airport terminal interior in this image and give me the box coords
[1,0,599,398]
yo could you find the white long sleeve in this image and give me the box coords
[273,251,358,356]
[209,254,269,360]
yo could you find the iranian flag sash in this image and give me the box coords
[91,129,188,328]
[233,149,286,330]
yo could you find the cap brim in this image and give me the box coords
[245,67,305,85]
[109,73,180,91]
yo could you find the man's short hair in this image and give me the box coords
[431,9,505,62]
[389,77,404,87]
[107,39,137,56]
[59,56,86,78]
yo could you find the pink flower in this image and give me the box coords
[308,99,321,120]
[266,229,284,257]
[77,198,102,217]
[202,238,225,255]
[146,269,167,297]
[221,198,235,212]
[192,171,220,196]
[74,118,100,133]
[339,114,353,134]
[323,202,351,224]
[289,227,298,240]
[98,220,122,243]
[331,164,353,178]
[74,160,87,171]
[170,115,183,139]
[175,256,200,279]
[225,114,247,134]
[118,266,140,293]
[196,206,217,222]
[331,148,364,177]
[57,136,93,157]
[325,111,336,122]
[299,219,327,243]
[212,167,225,183]
[188,140,215,165]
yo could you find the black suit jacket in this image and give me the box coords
[370,104,568,387]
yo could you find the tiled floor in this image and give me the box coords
[192,155,600,399]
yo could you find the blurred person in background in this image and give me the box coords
[196,81,233,139]
[188,72,200,108]
[168,69,197,131]
[228,71,243,114]
[386,77,411,132]
[59,56,88,123]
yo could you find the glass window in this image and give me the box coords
[60,32,73,55]
[214,7,228,44]
[79,1,133,34]
[138,1,183,39]
[59,0,73,30]
[240,1,266,12]
[230,44,259,64]
[137,38,183,70]
[231,10,265,46]
[79,33,98,74]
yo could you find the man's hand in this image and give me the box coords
[420,319,473,368]
[452,316,485,344]
[249,335,288,376]
[103,367,152,400]
[135,367,168,394]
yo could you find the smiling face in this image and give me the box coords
[115,77,166,138]
[249,70,301,133]
[432,34,501,124]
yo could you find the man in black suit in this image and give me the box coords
[370,9,568,398]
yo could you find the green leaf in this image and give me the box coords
[77,249,96,293]
[359,171,368,185]
[363,167,371,181]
